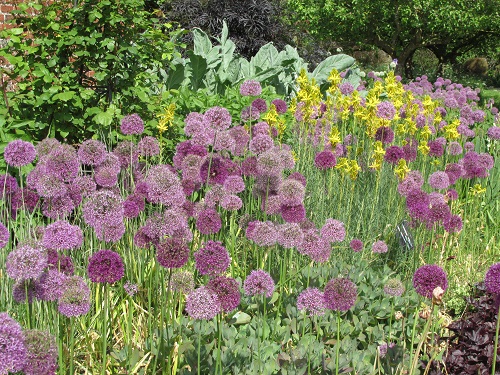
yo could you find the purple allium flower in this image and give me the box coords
[94,221,126,243]
[246,220,278,247]
[349,239,363,252]
[11,188,39,213]
[124,281,139,297]
[45,144,79,182]
[35,174,67,198]
[288,172,307,187]
[87,249,125,284]
[194,240,230,277]
[241,156,258,176]
[184,112,205,136]
[443,214,463,233]
[200,156,229,185]
[123,193,145,218]
[47,249,74,275]
[314,151,337,170]
[428,171,450,190]
[384,146,404,164]
[271,99,287,114]
[412,264,448,299]
[6,244,47,280]
[78,139,107,166]
[249,134,274,154]
[406,189,430,221]
[171,271,195,295]
[257,149,283,176]
[220,194,243,211]
[223,175,245,194]
[447,142,463,156]
[42,194,76,219]
[444,163,463,185]
[374,126,395,144]
[485,263,500,295]
[427,202,451,224]
[241,106,260,122]
[243,269,275,298]
[428,140,444,157]
[138,136,161,157]
[229,126,250,156]
[145,164,185,207]
[297,230,331,263]
[462,151,489,179]
[196,208,222,235]
[487,126,500,140]
[446,189,458,201]
[35,138,60,158]
[372,240,388,253]
[240,79,262,96]
[402,138,418,162]
[83,189,123,227]
[3,139,37,167]
[323,277,357,311]
[339,82,355,96]
[42,220,83,250]
[0,173,19,197]
[186,286,221,320]
[72,175,97,197]
[253,121,270,136]
[384,278,405,297]
[22,329,58,375]
[120,113,144,135]
[321,219,346,243]
[156,237,190,269]
[377,101,396,120]
[58,276,91,317]
[0,222,9,249]
[35,269,68,301]
[12,279,36,304]
[281,203,306,223]
[204,106,232,131]
[0,313,27,374]
[213,130,236,153]
[113,140,138,168]
[207,276,241,313]
[133,226,154,248]
[278,178,305,206]
[252,98,268,113]
[276,222,304,248]
[297,287,327,316]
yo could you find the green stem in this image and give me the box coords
[336,310,341,375]
[197,320,202,375]
[101,283,108,375]
[492,305,500,375]
[409,304,435,375]
[70,321,75,375]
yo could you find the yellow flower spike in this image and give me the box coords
[373,141,386,157]
[263,104,279,127]
[470,184,486,196]
[335,157,350,171]
[405,119,418,135]
[157,102,176,134]
[431,159,441,167]
[443,119,461,140]
[328,68,342,86]
[369,159,382,171]
[418,140,430,155]
[348,160,361,180]
[329,126,342,148]
[420,126,433,141]
[395,159,410,180]
[433,113,442,124]
[396,121,407,135]
[291,150,298,163]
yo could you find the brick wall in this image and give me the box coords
[0,1,20,29]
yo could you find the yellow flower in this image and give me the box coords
[328,68,342,86]
[335,157,350,171]
[157,102,176,134]
[443,119,460,140]
[420,125,433,141]
[263,104,279,127]
[470,184,486,196]
[395,159,410,180]
[348,160,361,180]
[329,126,341,147]
[418,140,430,155]
[373,141,386,157]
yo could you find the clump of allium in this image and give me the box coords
[120,113,144,135]
[443,214,463,233]
[0,173,19,197]
[484,263,500,294]
[276,222,304,248]
[35,138,60,158]
[428,171,450,190]
[204,106,232,131]
[35,174,67,198]
[44,144,80,182]
[257,149,283,176]
[412,264,448,299]
[199,156,229,185]
[123,193,145,218]
[22,329,58,375]
[376,101,396,120]
[6,243,47,281]
[281,203,306,223]
[252,98,268,113]
[278,178,305,206]
[384,278,405,297]
[299,231,331,263]
[487,125,500,140]
[349,239,363,252]
[243,269,275,298]
[194,240,230,277]
[78,139,107,166]
[297,287,327,316]
[0,313,27,374]
[0,222,9,248]
[428,140,445,157]
[12,279,36,304]
[384,145,404,164]
[171,271,195,295]
[314,150,336,170]
[320,219,346,243]
[35,269,68,301]
[146,164,185,206]
[186,286,221,320]
[83,189,124,227]
[138,136,161,157]
[156,237,190,269]
[240,79,262,96]
[249,134,274,154]
[323,277,358,311]
[195,208,222,235]
[4,139,37,167]
[223,175,245,194]
[207,276,241,313]
[58,276,91,317]
[220,194,243,211]
[87,249,125,284]
[374,126,395,144]
[42,220,83,250]
[246,220,278,247]
[271,99,288,114]
[447,141,463,156]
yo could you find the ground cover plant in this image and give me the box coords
[0,59,499,375]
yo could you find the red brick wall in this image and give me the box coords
[0,1,20,29]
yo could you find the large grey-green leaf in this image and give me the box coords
[311,54,355,83]
[165,58,187,90]
[205,45,222,70]
[192,28,212,57]
[220,20,229,46]
[251,43,280,70]
[187,51,207,90]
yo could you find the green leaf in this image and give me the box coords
[229,311,252,325]
[54,91,76,102]
[93,110,114,126]
[311,54,356,83]
[187,51,208,90]
[192,28,212,57]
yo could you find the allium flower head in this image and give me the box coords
[412,264,448,299]
[487,126,500,140]
[320,219,346,243]
[349,239,363,252]
[252,98,267,112]
[200,157,229,185]
[297,287,326,316]
[271,99,287,114]
[485,263,500,294]
[35,138,60,158]
[156,237,190,269]
[240,79,262,96]
[113,140,138,168]
[241,106,260,121]
[223,175,245,194]
[22,329,58,375]
[257,149,283,176]
[4,139,37,167]
[376,101,396,120]
[300,233,331,263]
[196,208,222,235]
[0,313,27,374]
[186,286,221,320]
[42,220,83,250]
[58,276,91,317]
[278,178,305,206]
[207,276,241,313]
[447,141,463,156]
[323,277,358,311]
[138,136,161,157]
[384,278,405,297]
[314,151,337,170]
[194,240,230,276]
[120,113,144,135]
[339,82,355,96]
[12,279,36,304]
[124,282,139,297]
[384,146,404,164]
[243,269,275,298]
[45,144,79,182]
[87,249,125,284]
[249,134,274,154]
[0,173,19,197]
[47,249,74,275]
[83,189,124,227]
[94,221,126,243]
[246,220,278,247]
[281,203,306,223]
[276,222,304,248]
[375,126,395,144]
[35,269,68,301]
[428,171,450,190]
[145,164,185,207]
[0,222,9,249]
[220,194,243,211]
[204,106,232,131]
[6,244,47,280]
[443,214,463,233]
[171,271,195,295]
[78,139,107,166]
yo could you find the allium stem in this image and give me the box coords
[409,303,434,375]
[197,320,202,375]
[101,283,108,375]
[492,306,500,375]
[335,310,341,375]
